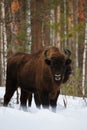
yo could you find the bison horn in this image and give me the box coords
[44,49,51,65]
[44,49,48,58]
[63,48,71,58]
[63,48,72,65]
[43,46,52,59]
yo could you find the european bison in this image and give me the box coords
[4,46,72,110]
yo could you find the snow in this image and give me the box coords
[0,87,87,130]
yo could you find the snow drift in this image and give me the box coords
[0,87,87,130]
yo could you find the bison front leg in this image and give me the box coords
[40,92,49,109]
[49,90,60,112]
[34,92,41,109]
[28,92,32,107]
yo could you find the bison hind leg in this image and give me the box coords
[3,79,17,106]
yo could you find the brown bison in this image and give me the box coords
[4,46,72,109]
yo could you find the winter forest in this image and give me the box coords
[0,0,87,99]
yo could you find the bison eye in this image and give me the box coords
[45,59,51,65]
[65,59,72,65]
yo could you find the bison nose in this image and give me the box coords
[54,74,61,81]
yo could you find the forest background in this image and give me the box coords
[0,0,87,97]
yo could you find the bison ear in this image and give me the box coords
[63,48,71,57]
[45,59,51,65]
[65,59,72,65]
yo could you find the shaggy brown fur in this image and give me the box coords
[4,46,72,109]
[4,52,32,106]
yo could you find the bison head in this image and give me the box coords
[44,46,71,83]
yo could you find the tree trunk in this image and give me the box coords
[49,9,55,46]
[56,5,61,48]
[82,0,87,95]
[63,0,67,47]
[73,0,79,69]
[30,0,43,52]
[0,0,7,86]
[82,23,87,95]
[30,0,51,52]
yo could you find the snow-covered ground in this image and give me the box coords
[0,87,87,130]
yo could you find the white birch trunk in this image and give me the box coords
[73,0,79,69]
[75,0,79,68]
[64,0,67,47]
[1,0,7,86]
[50,9,55,46]
[0,17,4,86]
[56,6,61,48]
[26,0,31,53]
[82,22,87,95]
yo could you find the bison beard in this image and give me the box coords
[3,46,72,110]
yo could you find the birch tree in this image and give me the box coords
[82,23,87,95]
[63,0,67,47]
[0,0,7,86]
[82,0,87,95]
[73,0,79,69]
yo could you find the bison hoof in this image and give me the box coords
[50,107,56,113]
[20,106,28,112]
